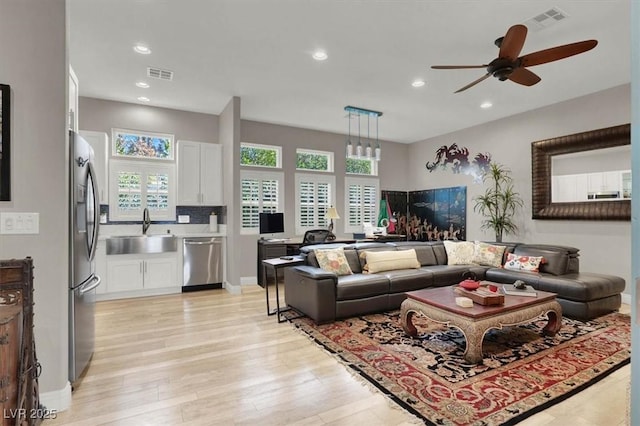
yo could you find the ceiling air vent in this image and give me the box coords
[147,67,174,81]
[524,7,568,31]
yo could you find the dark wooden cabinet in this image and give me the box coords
[257,241,290,287]
[0,258,41,426]
[0,306,22,426]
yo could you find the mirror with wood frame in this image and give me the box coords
[531,123,630,220]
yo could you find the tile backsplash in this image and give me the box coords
[99,205,226,225]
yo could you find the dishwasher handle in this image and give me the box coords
[184,240,219,245]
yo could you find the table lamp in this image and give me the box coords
[326,207,340,236]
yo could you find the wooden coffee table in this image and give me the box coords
[400,286,562,364]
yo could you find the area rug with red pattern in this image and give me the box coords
[287,311,630,425]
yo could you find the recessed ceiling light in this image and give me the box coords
[136,81,150,88]
[137,96,150,102]
[412,79,425,88]
[480,101,493,109]
[312,50,328,61]
[133,44,151,55]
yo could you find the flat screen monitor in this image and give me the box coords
[259,212,284,235]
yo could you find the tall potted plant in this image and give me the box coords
[473,163,524,242]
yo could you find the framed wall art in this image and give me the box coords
[0,84,10,201]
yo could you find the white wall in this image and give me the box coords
[407,84,631,293]
[0,0,69,403]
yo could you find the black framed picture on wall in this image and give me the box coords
[0,83,10,201]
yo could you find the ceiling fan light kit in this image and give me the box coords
[432,24,597,93]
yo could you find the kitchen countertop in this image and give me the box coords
[97,224,227,240]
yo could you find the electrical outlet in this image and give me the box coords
[177,215,190,224]
[0,212,40,234]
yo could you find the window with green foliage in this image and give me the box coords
[346,157,377,176]
[240,143,281,168]
[296,149,333,172]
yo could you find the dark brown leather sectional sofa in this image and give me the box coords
[284,241,625,323]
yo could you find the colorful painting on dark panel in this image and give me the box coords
[407,186,466,241]
[381,190,409,236]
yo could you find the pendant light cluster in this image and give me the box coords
[344,106,383,161]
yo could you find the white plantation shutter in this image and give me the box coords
[109,160,176,221]
[345,177,379,233]
[240,171,284,234]
[295,174,335,235]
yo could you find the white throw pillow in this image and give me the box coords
[364,249,421,273]
[443,241,475,265]
[472,241,506,267]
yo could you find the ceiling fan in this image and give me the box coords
[431,24,597,93]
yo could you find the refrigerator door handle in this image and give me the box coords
[86,161,100,261]
[79,274,101,295]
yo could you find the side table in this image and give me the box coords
[262,256,304,322]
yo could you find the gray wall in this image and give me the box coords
[0,0,68,396]
[407,84,631,294]
[79,97,219,143]
[220,97,241,292]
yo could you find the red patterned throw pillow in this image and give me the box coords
[503,253,544,272]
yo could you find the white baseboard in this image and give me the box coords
[39,381,72,412]
[241,276,257,286]
[621,293,631,305]
[224,281,242,295]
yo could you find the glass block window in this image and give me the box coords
[345,177,379,233]
[112,128,174,160]
[295,174,335,235]
[296,149,334,172]
[109,160,175,221]
[346,157,377,176]
[240,142,282,168]
[240,171,284,234]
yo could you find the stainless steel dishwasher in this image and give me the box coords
[183,237,223,291]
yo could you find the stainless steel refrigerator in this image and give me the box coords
[69,130,102,384]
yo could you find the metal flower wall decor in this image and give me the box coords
[425,143,492,183]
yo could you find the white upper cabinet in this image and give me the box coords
[177,140,223,205]
[69,66,79,131]
[80,130,109,203]
[587,171,620,193]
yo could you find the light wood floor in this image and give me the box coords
[46,286,631,426]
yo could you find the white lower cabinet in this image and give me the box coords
[100,253,179,299]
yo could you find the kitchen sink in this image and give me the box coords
[106,234,178,255]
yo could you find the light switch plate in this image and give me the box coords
[177,215,190,224]
[0,212,40,234]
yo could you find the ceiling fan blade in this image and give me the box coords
[520,40,598,67]
[454,73,492,93]
[508,67,541,86]
[499,24,528,61]
[431,65,487,69]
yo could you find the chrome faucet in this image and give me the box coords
[142,208,151,235]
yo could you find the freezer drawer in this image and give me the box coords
[183,237,223,289]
